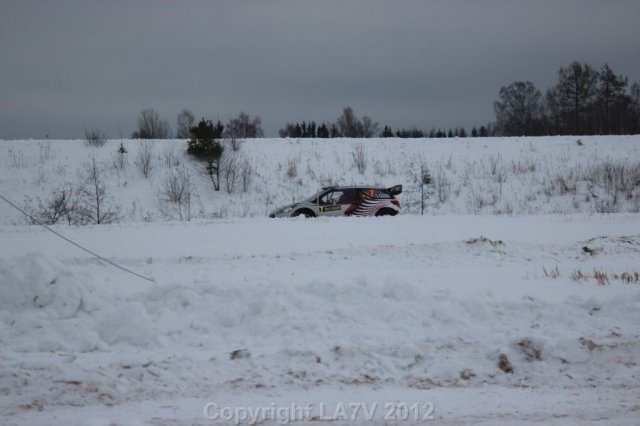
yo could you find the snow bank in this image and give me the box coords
[0,253,95,319]
[1,215,639,423]
[0,253,157,353]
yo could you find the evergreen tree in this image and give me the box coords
[187,119,224,191]
[381,126,394,137]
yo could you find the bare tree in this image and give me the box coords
[596,64,628,134]
[224,112,264,138]
[335,107,378,138]
[555,62,598,134]
[493,81,544,136]
[132,108,171,139]
[176,109,195,139]
[76,158,120,224]
[337,106,362,137]
[361,116,379,138]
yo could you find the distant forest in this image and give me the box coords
[122,61,640,140]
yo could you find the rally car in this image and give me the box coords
[269,185,402,218]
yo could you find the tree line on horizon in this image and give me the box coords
[494,62,640,137]
[122,61,639,141]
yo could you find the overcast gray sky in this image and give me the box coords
[1,0,639,139]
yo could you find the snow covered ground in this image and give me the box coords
[1,136,639,225]
[1,137,639,424]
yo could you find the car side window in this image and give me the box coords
[329,191,344,204]
[336,189,357,203]
[374,190,392,199]
[319,190,343,205]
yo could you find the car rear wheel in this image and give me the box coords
[375,208,397,217]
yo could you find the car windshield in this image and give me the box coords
[303,189,330,203]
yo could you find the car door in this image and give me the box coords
[317,190,347,216]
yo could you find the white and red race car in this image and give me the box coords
[269,185,402,218]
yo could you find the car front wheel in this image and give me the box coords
[292,209,315,218]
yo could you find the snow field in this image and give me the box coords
[1,214,639,424]
[1,136,640,424]
[1,136,639,226]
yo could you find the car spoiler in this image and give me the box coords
[387,185,402,195]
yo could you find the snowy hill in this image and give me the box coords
[1,136,639,225]
[1,136,640,425]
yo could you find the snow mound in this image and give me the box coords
[96,302,154,345]
[579,235,640,257]
[0,253,97,319]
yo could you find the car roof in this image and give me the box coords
[322,186,388,191]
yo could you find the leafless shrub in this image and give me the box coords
[497,353,513,374]
[352,142,367,174]
[161,166,192,221]
[240,158,253,192]
[286,157,298,179]
[555,172,577,195]
[76,158,120,224]
[487,154,502,176]
[222,152,239,194]
[511,157,538,174]
[8,148,28,168]
[586,161,640,203]
[593,269,609,285]
[373,160,386,177]
[616,272,640,284]
[486,155,507,184]
[571,269,638,284]
[162,143,181,168]
[85,128,107,147]
[434,168,451,204]
[38,139,53,163]
[29,185,74,225]
[373,158,397,177]
[135,141,154,178]
[228,136,242,152]
[570,269,588,283]
[543,265,560,279]
[459,369,476,381]
[515,338,542,362]
[465,236,504,247]
[595,197,619,214]
[406,155,433,215]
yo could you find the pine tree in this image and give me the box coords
[187,119,224,191]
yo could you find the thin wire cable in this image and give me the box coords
[0,194,155,283]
